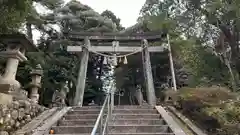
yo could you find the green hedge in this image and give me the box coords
[172,87,240,135]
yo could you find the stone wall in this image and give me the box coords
[0,99,46,135]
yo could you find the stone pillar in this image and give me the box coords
[142,39,156,106]
[29,64,43,103]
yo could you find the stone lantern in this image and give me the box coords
[0,33,38,105]
[29,64,43,103]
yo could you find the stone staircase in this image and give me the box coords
[50,106,101,134]
[108,106,174,135]
[47,105,184,135]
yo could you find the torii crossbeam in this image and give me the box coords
[64,31,165,42]
[67,45,165,53]
[66,32,167,106]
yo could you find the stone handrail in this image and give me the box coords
[32,107,71,135]
[13,107,58,135]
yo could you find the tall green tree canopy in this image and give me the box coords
[138,0,233,87]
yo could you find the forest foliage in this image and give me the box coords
[138,0,240,134]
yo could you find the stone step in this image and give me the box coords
[108,125,171,133]
[68,109,157,115]
[51,126,94,134]
[45,133,174,135]
[113,109,158,114]
[107,133,174,135]
[112,114,161,119]
[64,114,161,120]
[73,106,102,110]
[58,119,96,126]
[67,109,100,115]
[51,125,171,134]
[109,119,165,125]
[59,119,165,126]
[64,114,99,120]
[73,106,154,110]
[114,106,154,109]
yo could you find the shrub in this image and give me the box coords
[174,87,240,134]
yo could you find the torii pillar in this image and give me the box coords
[142,39,156,106]
[73,37,90,106]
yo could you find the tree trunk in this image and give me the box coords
[219,24,240,77]
[221,51,238,91]
[26,22,33,41]
[226,60,237,91]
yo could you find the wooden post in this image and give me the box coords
[74,37,90,106]
[142,39,156,106]
[167,34,177,91]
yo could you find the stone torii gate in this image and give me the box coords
[66,32,167,106]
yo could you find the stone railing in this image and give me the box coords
[0,99,46,135]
